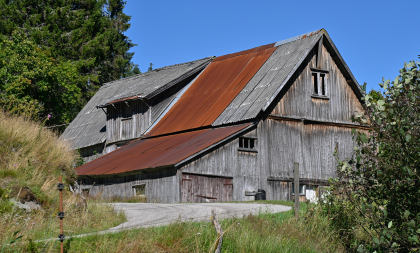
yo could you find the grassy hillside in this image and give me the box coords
[0,111,125,251]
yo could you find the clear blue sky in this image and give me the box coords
[124,0,419,92]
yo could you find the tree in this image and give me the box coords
[322,60,420,252]
[0,31,81,125]
[124,62,141,77]
[148,63,154,71]
[0,0,135,122]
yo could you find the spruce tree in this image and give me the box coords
[0,0,135,122]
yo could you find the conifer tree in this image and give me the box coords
[0,0,135,123]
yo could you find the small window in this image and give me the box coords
[122,103,133,120]
[238,137,257,152]
[132,184,145,196]
[311,69,328,98]
[292,184,306,196]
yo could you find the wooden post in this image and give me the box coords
[294,163,300,218]
[57,175,65,253]
[211,209,223,253]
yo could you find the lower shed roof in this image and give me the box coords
[76,123,250,176]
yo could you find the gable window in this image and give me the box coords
[238,137,257,153]
[311,68,329,99]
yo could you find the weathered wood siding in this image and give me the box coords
[106,90,181,144]
[181,120,356,202]
[181,173,233,203]
[80,168,180,203]
[79,144,104,163]
[270,43,363,124]
[106,100,150,143]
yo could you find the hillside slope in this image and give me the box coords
[0,111,125,250]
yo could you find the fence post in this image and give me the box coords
[294,163,300,218]
[57,175,65,253]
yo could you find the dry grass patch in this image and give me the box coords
[0,112,126,251]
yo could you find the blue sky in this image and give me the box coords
[124,0,419,92]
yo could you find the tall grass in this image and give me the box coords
[0,111,126,250]
[47,202,345,253]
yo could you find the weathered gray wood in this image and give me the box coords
[316,36,323,68]
[294,163,300,217]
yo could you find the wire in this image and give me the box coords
[43,123,70,129]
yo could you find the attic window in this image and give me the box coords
[238,137,257,153]
[122,103,133,120]
[311,68,329,99]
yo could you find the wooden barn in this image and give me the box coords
[61,29,365,203]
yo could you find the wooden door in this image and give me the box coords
[181,174,233,203]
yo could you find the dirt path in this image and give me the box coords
[108,202,292,232]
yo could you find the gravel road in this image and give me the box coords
[108,202,292,232]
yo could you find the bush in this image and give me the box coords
[321,60,420,252]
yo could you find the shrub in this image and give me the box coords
[322,59,420,252]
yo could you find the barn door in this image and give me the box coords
[181,174,194,202]
[181,174,233,203]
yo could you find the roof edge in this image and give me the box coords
[261,32,323,111]
[144,58,212,100]
[96,57,213,108]
[174,123,255,168]
[274,29,322,47]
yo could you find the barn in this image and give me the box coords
[61,29,365,203]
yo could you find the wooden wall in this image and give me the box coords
[270,43,363,124]
[106,100,151,143]
[80,168,181,203]
[181,173,233,203]
[79,143,105,163]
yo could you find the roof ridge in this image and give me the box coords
[99,56,214,90]
[274,29,322,47]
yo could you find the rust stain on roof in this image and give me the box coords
[145,44,276,137]
[76,123,250,176]
[105,95,140,106]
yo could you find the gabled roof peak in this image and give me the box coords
[274,29,323,47]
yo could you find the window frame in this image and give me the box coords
[310,67,329,99]
[132,183,146,196]
[292,184,306,196]
[238,136,258,153]
[121,102,133,120]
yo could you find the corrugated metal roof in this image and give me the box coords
[60,57,213,150]
[144,44,277,137]
[99,57,213,107]
[213,31,322,126]
[76,123,250,176]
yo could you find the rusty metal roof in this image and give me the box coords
[144,44,276,137]
[213,30,322,126]
[76,123,250,176]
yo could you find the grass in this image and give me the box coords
[0,111,126,251]
[32,201,344,253]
